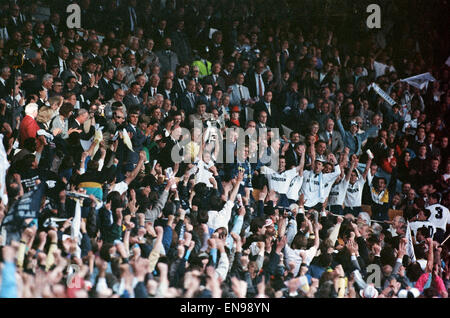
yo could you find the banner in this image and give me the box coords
[0,183,46,245]
[406,221,416,263]
[368,83,396,106]
[400,72,436,90]
[1,183,45,226]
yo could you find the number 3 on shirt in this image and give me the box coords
[435,207,443,219]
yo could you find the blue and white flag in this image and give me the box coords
[400,72,436,90]
[368,83,396,106]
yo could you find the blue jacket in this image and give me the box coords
[336,119,379,156]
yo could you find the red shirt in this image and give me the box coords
[19,115,40,147]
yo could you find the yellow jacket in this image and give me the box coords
[192,59,212,78]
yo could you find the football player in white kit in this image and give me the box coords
[343,155,372,216]
[425,192,450,243]
[261,144,306,207]
[300,153,341,211]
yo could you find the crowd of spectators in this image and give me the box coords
[0,0,448,298]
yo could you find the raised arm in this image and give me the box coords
[124,151,147,184]
[362,156,373,181]
[228,171,244,203]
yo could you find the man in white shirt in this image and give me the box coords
[343,156,372,216]
[301,154,341,211]
[207,172,243,231]
[261,147,305,207]
[426,193,450,243]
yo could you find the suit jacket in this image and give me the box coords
[123,93,143,110]
[0,79,8,99]
[152,29,167,50]
[254,101,281,128]
[202,74,226,91]
[122,6,140,34]
[220,70,235,88]
[44,21,61,38]
[60,69,79,83]
[178,91,199,116]
[159,88,178,105]
[68,118,95,141]
[173,77,187,97]
[126,123,147,153]
[319,130,345,155]
[81,72,95,87]
[99,78,114,101]
[228,84,251,107]
[155,50,179,76]
[245,71,266,99]
[285,147,301,169]
[288,108,314,135]
[170,30,192,64]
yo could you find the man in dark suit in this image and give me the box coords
[7,4,26,34]
[0,66,11,99]
[288,97,314,135]
[44,12,62,40]
[253,90,281,129]
[123,82,143,112]
[125,108,148,165]
[68,108,96,162]
[178,79,199,116]
[158,126,183,170]
[48,46,70,76]
[245,60,266,99]
[170,19,192,65]
[202,62,226,91]
[99,66,115,102]
[81,59,98,88]
[285,141,306,170]
[122,0,140,35]
[173,64,188,97]
[220,59,236,88]
[153,18,168,51]
[318,118,345,155]
[159,77,178,106]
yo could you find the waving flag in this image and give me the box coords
[400,72,436,90]
[406,221,416,263]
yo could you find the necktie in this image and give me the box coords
[267,103,271,116]
[190,93,194,107]
[239,85,243,100]
[258,74,263,97]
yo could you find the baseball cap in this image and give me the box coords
[398,288,420,298]
[264,219,273,227]
[289,203,299,213]
[230,106,240,113]
[360,284,379,298]
[315,157,327,163]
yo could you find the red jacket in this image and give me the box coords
[19,115,40,147]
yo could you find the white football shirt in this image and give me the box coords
[427,204,450,231]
